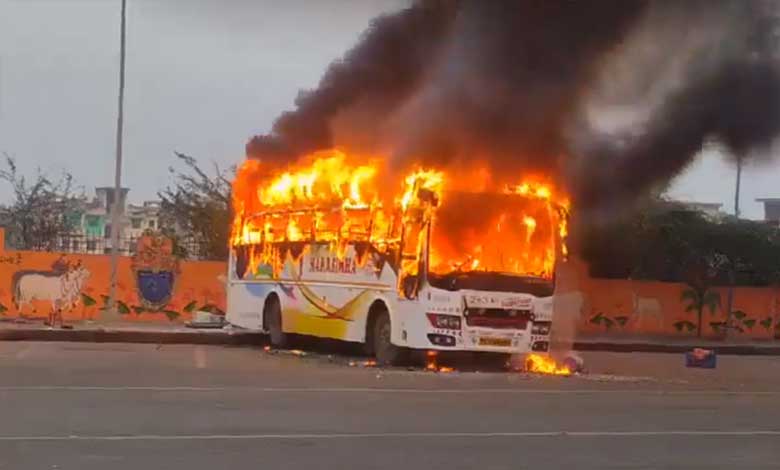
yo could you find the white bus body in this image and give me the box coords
[226,241,555,359]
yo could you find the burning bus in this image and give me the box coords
[226,150,568,365]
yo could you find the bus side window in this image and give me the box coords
[402,274,419,300]
[234,245,249,280]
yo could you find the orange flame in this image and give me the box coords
[524,353,572,376]
[400,169,444,211]
[428,180,568,278]
[257,150,379,210]
[231,149,569,282]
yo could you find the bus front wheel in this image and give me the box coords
[373,312,404,366]
[264,296,287,348]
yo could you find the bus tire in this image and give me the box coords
[372,311,404,366]
[264,295,287,348]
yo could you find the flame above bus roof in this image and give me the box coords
[231,149,568,279]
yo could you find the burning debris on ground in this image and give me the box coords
[562,352,586,374]
[349,359,378,368]
[521,353,572,377]
[265,344,585,377]
[425,351,456,373]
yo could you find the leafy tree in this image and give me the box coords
[680,283,721,337]
[578,198,780,287]
[708,217,780,286]
[578,198,780,337]
[0,155,82,250]
[158,152,233,260]
[578,197,716,282]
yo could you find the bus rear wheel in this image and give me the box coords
[372,311,404,366]
[264,296,287,348]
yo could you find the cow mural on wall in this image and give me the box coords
[12,257,91,325]
[0,225,228,324]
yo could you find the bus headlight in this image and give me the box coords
[531,322,551,335]
[426,313,462,330]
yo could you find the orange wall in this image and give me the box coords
[560,258,780,340]
[0,235,226,323]
[4,231,777,340]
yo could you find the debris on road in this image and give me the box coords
[425,351,438,371]
[349,360,378,368]
[186,311,227,329]
[563,352,585,373]
[580,373,658,384]
[422,351,457,373]
[524,353,572,376]
[685,348,717,369]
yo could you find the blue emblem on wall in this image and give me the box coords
[131,235,180,312]
[136,270,174,308]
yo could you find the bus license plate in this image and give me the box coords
[479,337,511,347]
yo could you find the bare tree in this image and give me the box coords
[158,152,233,260]
[0,154,83,251]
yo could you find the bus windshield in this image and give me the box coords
[428,191,563,280]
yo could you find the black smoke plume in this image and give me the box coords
[248,0,780,212]
[573,0,780,212]
[247,1,458,160]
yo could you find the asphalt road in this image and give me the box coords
[1,341,779,470]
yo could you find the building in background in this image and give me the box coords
[756,198,780,225]
[56,186,205,258]
[673,201,725,219]
[61,187,126,254]
[126,201,161,240]
[63,187,159,255]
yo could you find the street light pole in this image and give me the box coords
[725,157,743,339]
[734,158,742,218]
[108,0,127,320]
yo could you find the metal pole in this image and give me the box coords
[725,158,743,338]
[734,158,742,218]
[108,0,127,320]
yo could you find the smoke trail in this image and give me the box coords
[248,0,649,174]
[382,0,647,175]
[246,0,458,161]
[573,0,780,212]
[248,0,780,207]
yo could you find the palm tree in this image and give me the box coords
[681,283,721,337]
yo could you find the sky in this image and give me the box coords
[0,0,776,219]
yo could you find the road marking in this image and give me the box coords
[0,430,778,441]
[0,386,779,395]
[193,346,207,369]
[14,345,32,360]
